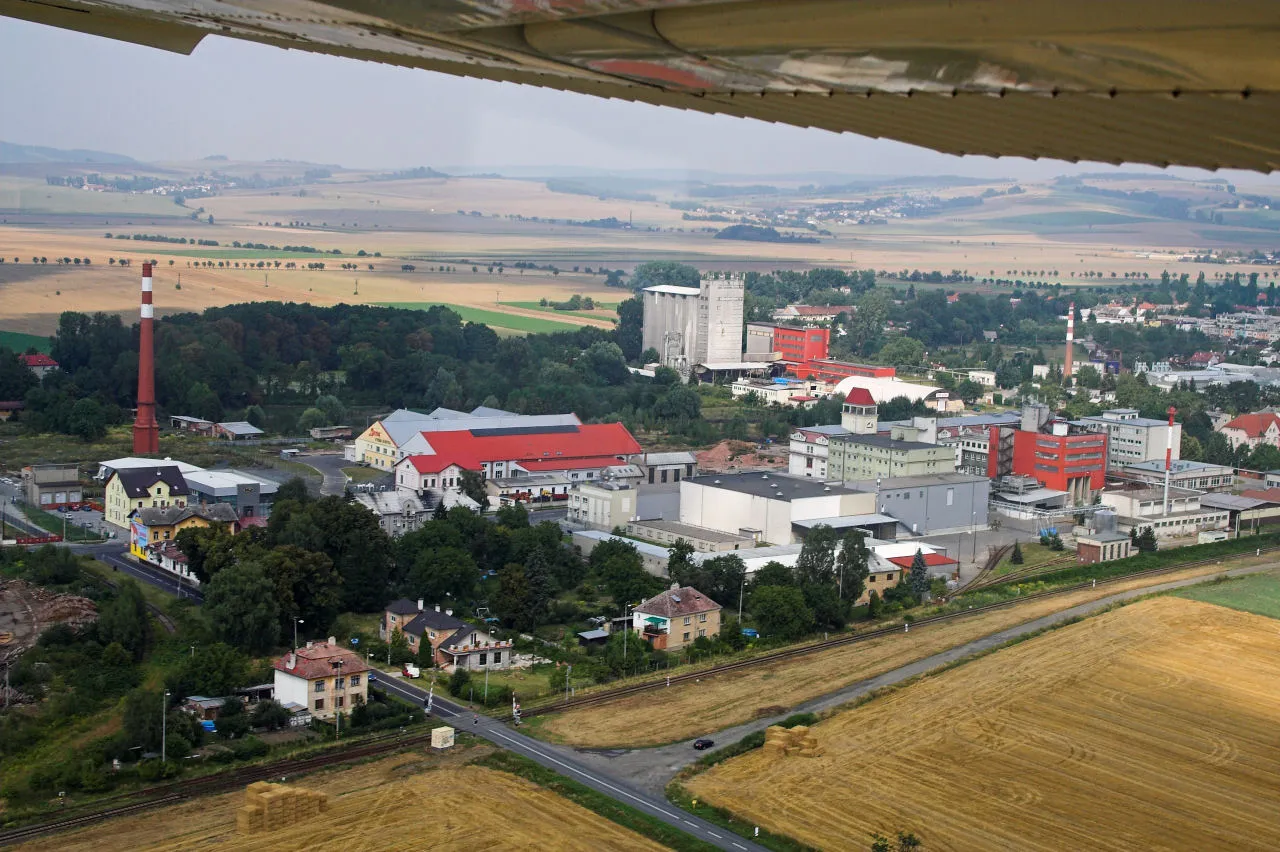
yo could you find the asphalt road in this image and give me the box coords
[374,675,768,852]
[89,544,204,604]
[294,452,353,497]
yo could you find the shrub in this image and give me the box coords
[448,667,472,698]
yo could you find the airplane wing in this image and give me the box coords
[2,0,1276,172]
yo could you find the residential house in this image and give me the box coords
[19,353,58,380]
[1220,411,1280,451]
[631,584,722,652]
[128,503,240,562]
[272,638,370,719]
[21,463,82,509]
[353,490,428,537]
[380,599,513,671]
[104,465,190,528]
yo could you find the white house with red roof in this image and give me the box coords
[398,422,642,486]
[273,638,370,719]
[19,353,58,380]
[1220,411,1280,450]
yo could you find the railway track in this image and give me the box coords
[964,553,1079,592]
[955,543,1012,594]
[523,548,1276,718]
[0,731,433,846]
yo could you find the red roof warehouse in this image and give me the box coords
[406,422,642,480]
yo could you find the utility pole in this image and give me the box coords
[484,665,489,704]
[564,664,572,702]
[161,690,169,763]
[622,602,631,664]
[738,573,745,623]
[292,617,304,651]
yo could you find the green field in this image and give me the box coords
[0,183,185,217]
[985,211,1151,228]
[501,300,619,318]
[0,329,51,353]
[343,466,384,483]
[1173,571,1280,620]
[375,302,580,333]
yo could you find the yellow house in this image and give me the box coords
[104,466,191,528]
[354,420,400,470]
[128,503,241,559]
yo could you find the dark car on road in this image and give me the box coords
[693,738,714,750]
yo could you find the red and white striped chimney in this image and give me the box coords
[1064,302,1075,380]
[1163,405,1176,515]
[131,262,159,454]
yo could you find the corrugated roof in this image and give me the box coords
[420,422,641,466]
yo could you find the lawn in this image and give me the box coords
[1173,571,1280,620]
[991,541,1072,577]
[501,299,619,317]
[0,329,51,353]
[19,503,107,543]
[342,466,384,484]
[374,302,581,333]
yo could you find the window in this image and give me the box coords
[315,680,325,692]
[946,488,954,507]
[869,574,876,583]
[336,696,344,709]
[683,616,691,625]
[683,632,690,642]
[698,629,706,638]
[314,698,324,711]
[661,469,668,483]
[699,613,707,622]
[479,652,487,666]
[493,652,501,664]
[335,677,345,690]
[887,573,895,581]
[350,674,361,686]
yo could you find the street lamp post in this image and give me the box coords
[161,690,170,763]
[292,617,304,651]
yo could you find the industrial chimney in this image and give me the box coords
[1164,406,1176,515]
[1064,302,1075,381]
[131,262,159,454]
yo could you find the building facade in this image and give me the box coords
[632,584,722,652]
[788,425,848,479]
[847,473,990,536]
[1220,411,1280,450]
[22,463,82,508]
[567,481,638,531]
[1076,408,1180,470]
[680,472,877,545]
[104,466,190,528]
[630,451,697,486]
[1099,486,1229,539]
[272,639,370,719]
[184,469,277,519]
[1120,459,1235,492]
[624,519,752,551]
[827,434,957,482]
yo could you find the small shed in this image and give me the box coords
[184,695,226,720]
[576,629,610,647]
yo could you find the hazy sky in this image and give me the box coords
[2,17,1276,185]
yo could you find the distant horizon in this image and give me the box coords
[3,17,1280,188]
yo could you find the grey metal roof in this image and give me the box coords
[995,488,1068,503]
[1201,493,1269,511]
[1078,531,1131,543]
[1123,459,1233,474]
[133,503,239,525]
[792,514,901,531]
[835,433,947,452]
[216,421,264,436]
[573,529,671,560]
[685,472,863,502]
[794,425,852,437]
[633,451,697,466]
[846,473,988,490]
[577,629,610,641]
[628,519,752,543]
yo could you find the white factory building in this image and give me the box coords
[1074,408,1180,471]
[642,273,762,376]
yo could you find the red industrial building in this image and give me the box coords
[746,322,894,383]
[800,359,897,383]
[988,421,1108,505]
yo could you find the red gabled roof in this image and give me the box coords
[19,354,57,367]
[272,642,370,681]
[420,422,642,465]
[404,453,482,474]
[887,553,958,570]
[844,386,876,406]
[518,456,625,472]
[1223,412,1280,438]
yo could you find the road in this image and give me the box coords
[87,543,204,604]
[294,452,353,497]
[374,675,768,852]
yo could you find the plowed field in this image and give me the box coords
[688,596,1280,852]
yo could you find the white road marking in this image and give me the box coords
[708,831,722,838]
[733,844,747,850]
[488,730,683,820]
[683,820,697,826]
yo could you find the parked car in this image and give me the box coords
[200,720,217,734]
[81,505,94,512]
[402,663,420,679]
[741,628,759,639]
[693,738,714,750]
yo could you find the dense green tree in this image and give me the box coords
[908,549,932,599]
[1011,541,1024,565]
[96,580,153,659]
[494,562,532,629]
[751,560,795,589]
[590,539,662,608]
[165,643,250,699]
[795,525,838,586]
[203,561,281,653]
[403,545,479,604]
[616,297,644,361]
[458,470,489,508]
[836,531,871,604]
[68,398,108,442]
[751,585,815,640]
[259,545,344,635]
[1136,526,1158,553]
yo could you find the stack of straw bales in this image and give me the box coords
[761,725,823,758]
[237,781,330,834]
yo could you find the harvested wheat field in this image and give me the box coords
[537,562,1254,748]
[15,753,666,852]
[688,596,1280,852]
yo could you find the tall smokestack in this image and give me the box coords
[1064,302,1075,381]
[1164,405,1176,515]
[132,262,159,454]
